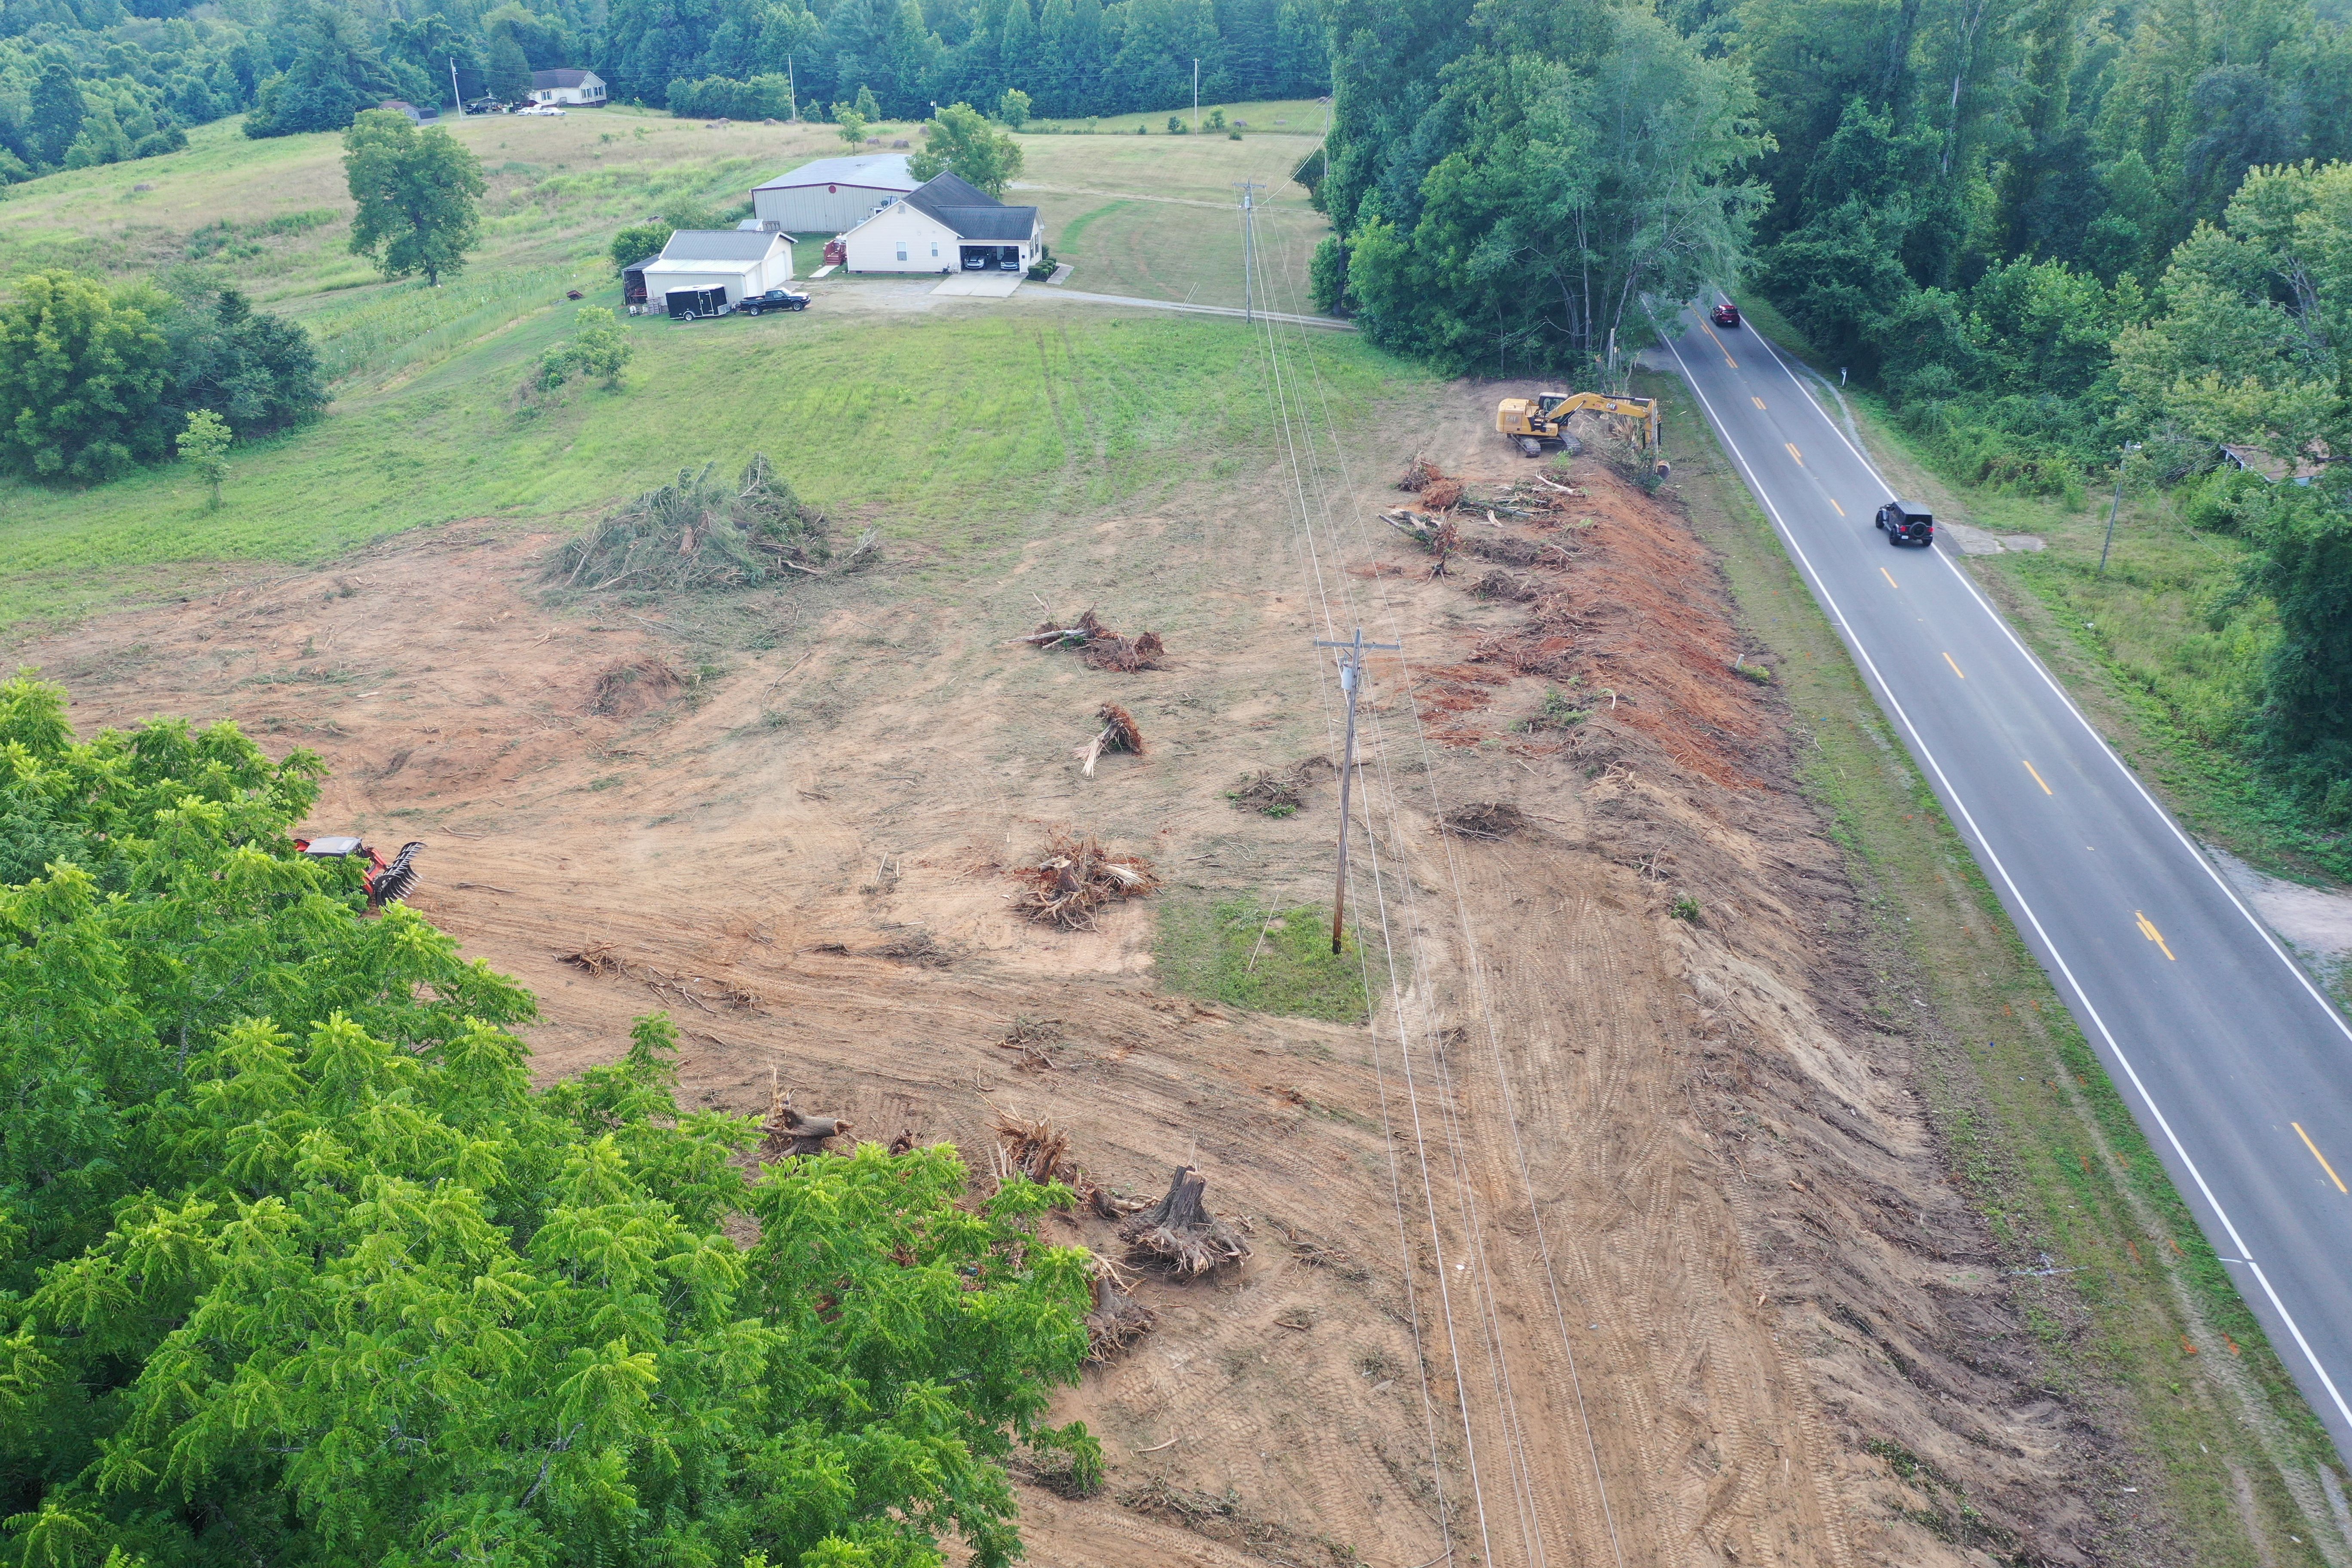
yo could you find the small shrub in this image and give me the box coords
[1735,662,1773,684]
[1669,894,1702,923]
[1516,686,1590,732]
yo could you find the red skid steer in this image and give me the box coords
[294,836,425,908]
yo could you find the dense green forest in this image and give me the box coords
[1315,0,2352,836]
[0,676,1102,1568]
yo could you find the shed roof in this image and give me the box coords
[755,154,917,193]
[658,230,786,262]
[532,68,599,89]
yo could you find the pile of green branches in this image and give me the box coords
[546,453,865,594]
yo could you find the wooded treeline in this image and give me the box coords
[0,0,1324,178]
[1316,0,2352,831]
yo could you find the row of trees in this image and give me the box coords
[0,675,1102,1568]
[610,0,1326,121]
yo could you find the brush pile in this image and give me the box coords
[1121,1165,1250,1277]
[1013,608,1167,672]
[1439,801,1530,840]
[758,1080,853,1160]
[1078,702,1145,777]
[545,454,868,594]
[867,928,955,966]
[1011,831,1160,928]
[1228,755,1332,815]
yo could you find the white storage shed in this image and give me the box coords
[751,154,919,236]
[839,172,1043,274]
[637,230,794,309]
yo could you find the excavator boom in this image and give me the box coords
[1495,390,1665,472]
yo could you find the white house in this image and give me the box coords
[840,171,1044,275]
[529,69,606,105]
[637,230,793,309]
[751,154,919,236]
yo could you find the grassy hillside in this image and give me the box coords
[0,100,1344,631]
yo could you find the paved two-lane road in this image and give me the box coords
[1657,304,2352,1465]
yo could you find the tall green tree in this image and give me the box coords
[244,5,404,138]
[487,30,534,98]
[1331,3,1767,377]
[0,674,1103,1568]
[26,61,86,167]
[343,108,487,287]
[0,271,173,484]
[908,100,1026,193]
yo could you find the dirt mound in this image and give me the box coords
[587,657,683,716]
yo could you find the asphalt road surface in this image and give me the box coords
[1656,303,2352,1467]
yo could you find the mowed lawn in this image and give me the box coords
[0,98,1360,631]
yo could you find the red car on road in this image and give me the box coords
[1710,297,1741,328]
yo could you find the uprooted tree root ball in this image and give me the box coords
[1078,703,1144,777]
[1011,832,1160,929]
[756,1076,852,1160]
[1084,1254,1157,1363]
[1121,1164,1250,1277]
[1014,608,1167,672]
[543,453,876,594]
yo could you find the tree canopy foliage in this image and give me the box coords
[908,101,1025,196]
[0,275,321,486]
[0,674,1100,1568]
[343,108,487,288]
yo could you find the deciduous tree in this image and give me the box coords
[343,107,487,287]
[908,100,1025,194]
[175,408,231,508]
[0,270,172,484]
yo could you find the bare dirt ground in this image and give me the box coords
[20,386,2122,1568]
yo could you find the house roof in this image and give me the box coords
[531,68,599,89]
[621,253,663,274]
[900,172,1039,241]
[754,154,918,193]
[658,230,786,263]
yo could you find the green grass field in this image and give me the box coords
[0,99,1346,632]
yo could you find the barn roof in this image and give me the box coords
[755,154,917,193]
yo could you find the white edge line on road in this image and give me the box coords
[1747,318,2352,1055]
[1659,314,2352,1437]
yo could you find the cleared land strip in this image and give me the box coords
[1025,287,1354,330]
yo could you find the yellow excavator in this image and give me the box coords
[1497,390,1666,475]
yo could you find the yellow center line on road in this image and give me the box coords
[2022,759,2053,794]
[2136,910,2176,960]
[1699,319,1738,366]
[1830,498,1845,516]
[1786,442,1803,465]
[1880,567,1900,589]
[1751,395,1766,410]
[2294,1122,2349,1192]
[1942,651,1966,679]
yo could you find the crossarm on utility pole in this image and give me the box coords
[1314,628,1402,954]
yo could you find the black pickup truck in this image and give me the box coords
[1875,498,1934,546]
[739,288,812,315]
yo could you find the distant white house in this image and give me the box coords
[751,154,919,236]
[840,171,1043,274]
[530,69,606,105]
[637,230,793,309]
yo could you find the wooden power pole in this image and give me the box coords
[1316,628,1400,953]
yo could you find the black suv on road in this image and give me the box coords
[1875,499,1934,546]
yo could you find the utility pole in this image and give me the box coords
[1234,180,1263,322]
[786,54,798,121]
[1315,628,1401,954]
[449,56,461,111]
[2098,442,2140,577]
[1193,59,1200,132]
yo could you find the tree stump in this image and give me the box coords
[1119,1165,1250,1277]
